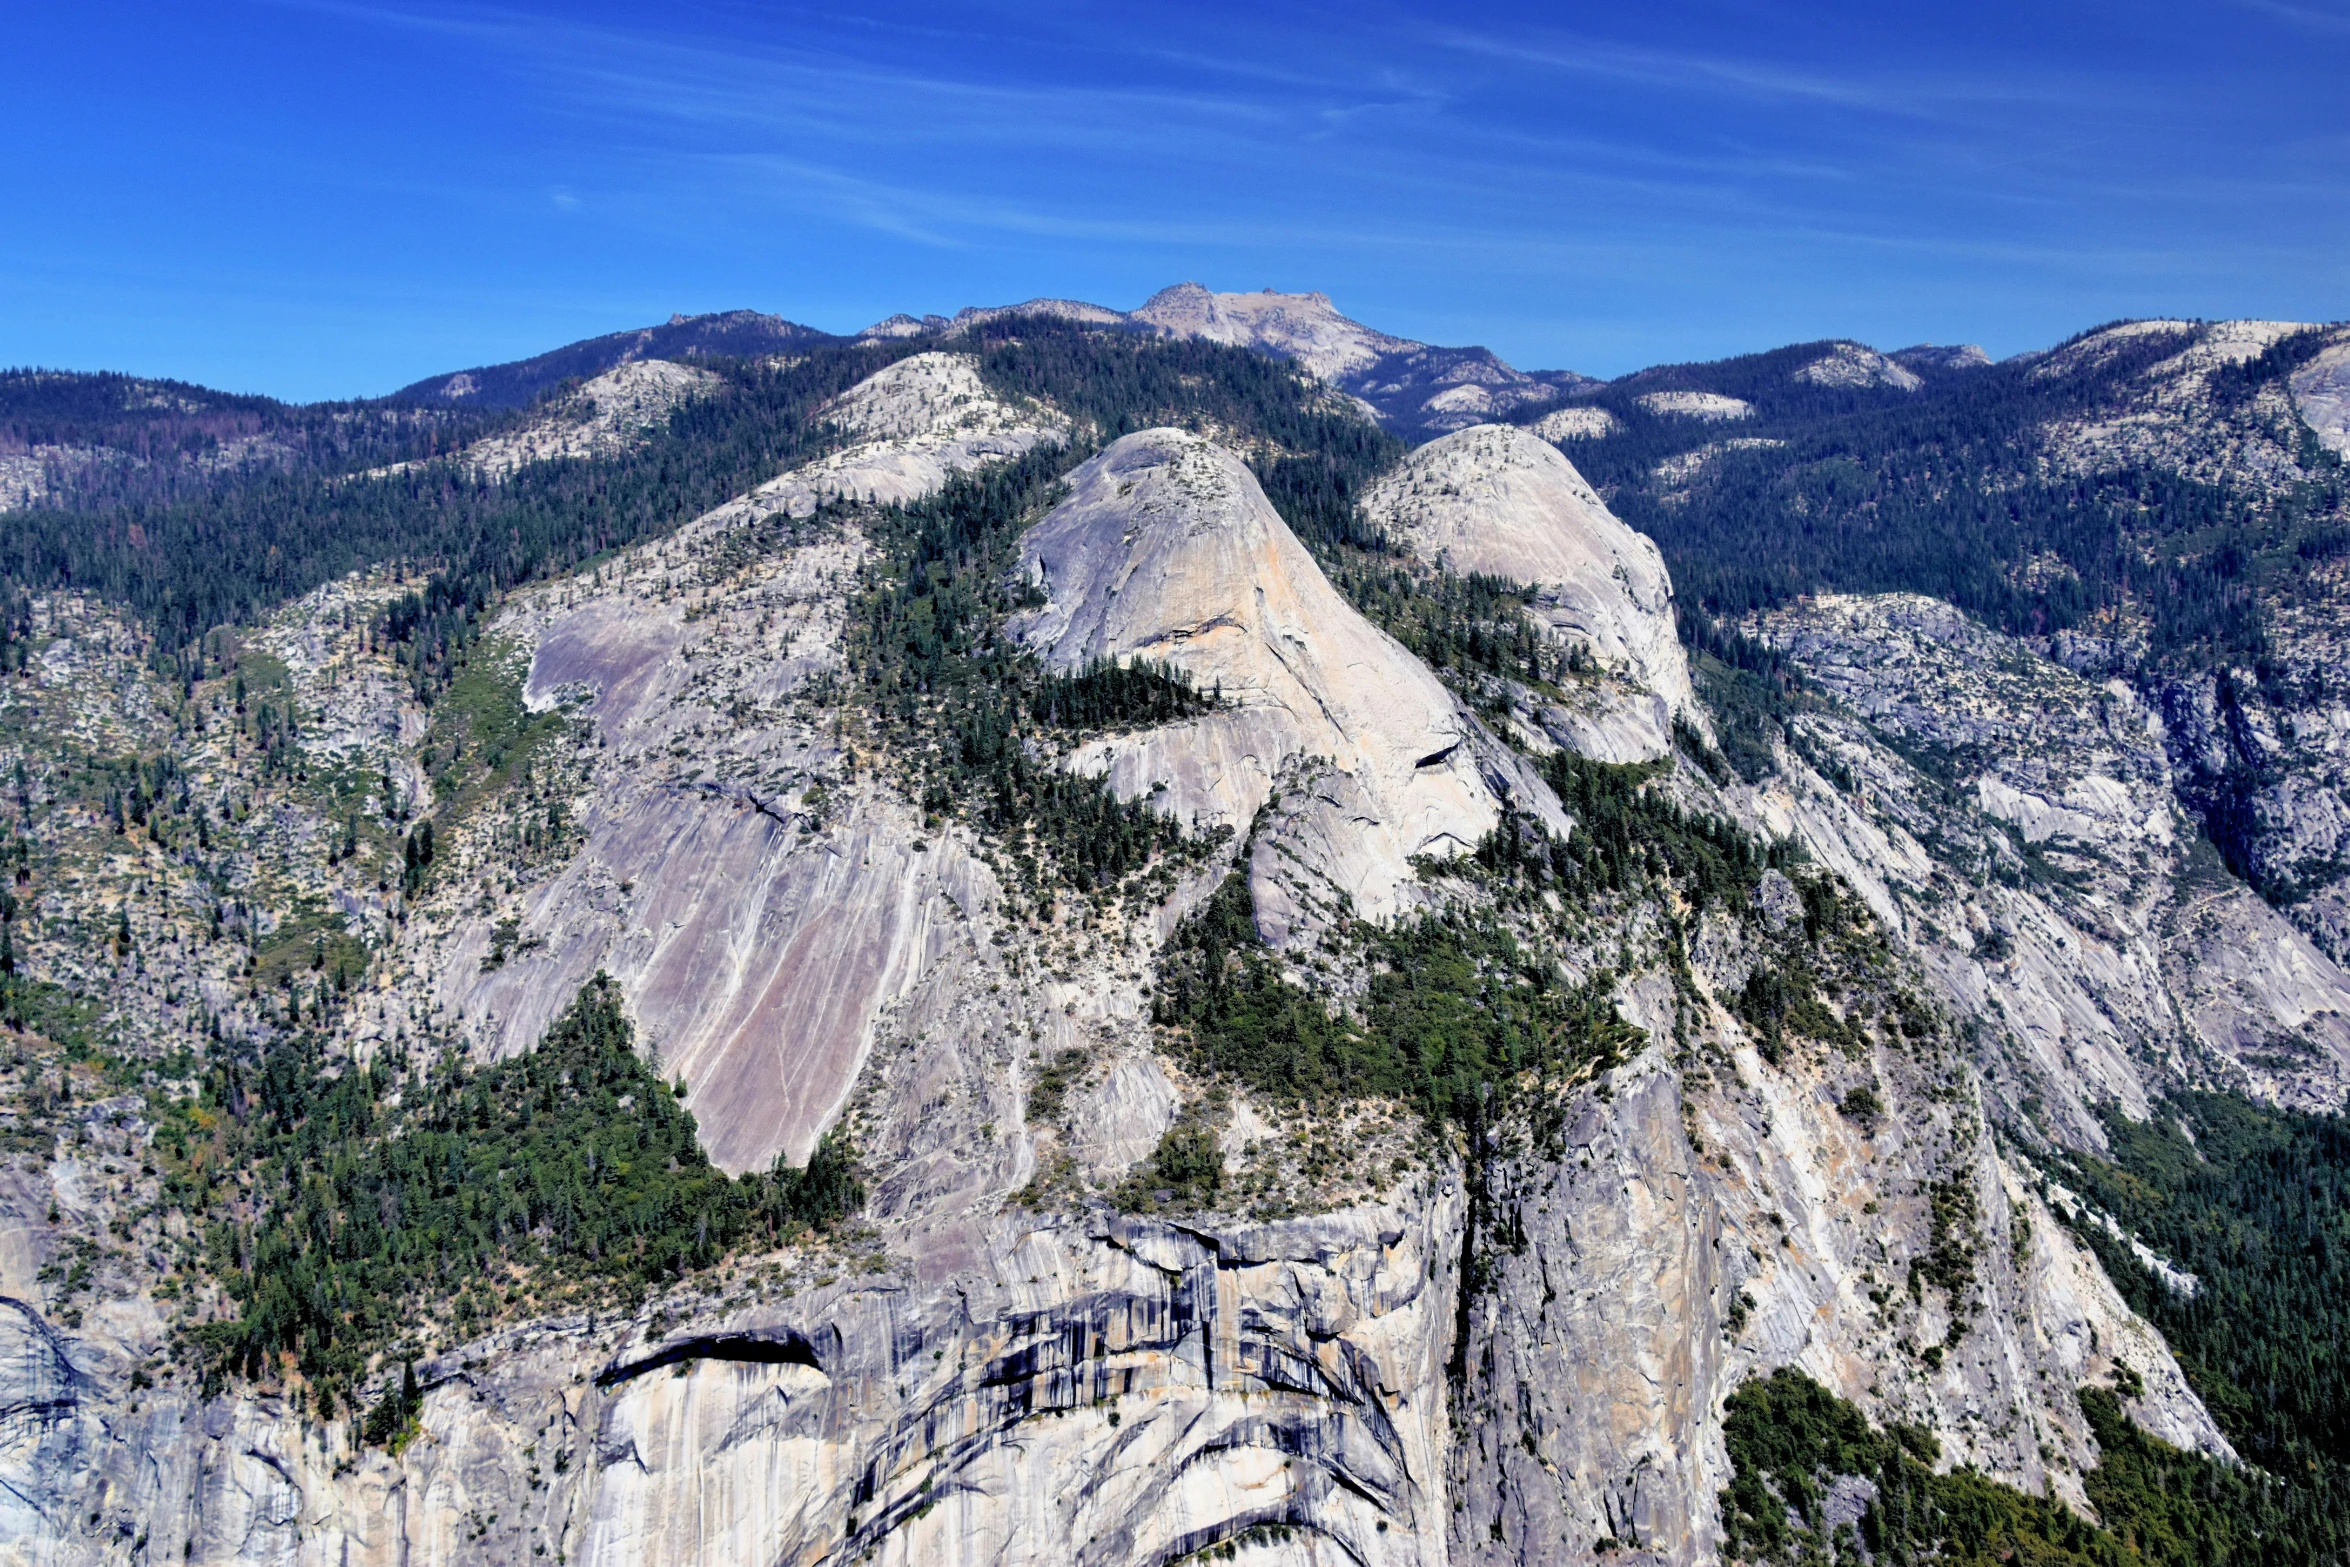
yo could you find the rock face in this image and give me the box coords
[1633,391,1753,422]
[1364,424,1694,761]
[1743,592,2350,1137]
[2290,331,2350,457]
[1451,1036,2220,1562]
[432,350,1067,1174]
[2150,632,2350,968]
[0,1156,1466,1567]
[431,519,958,1179]
[1791,343,1923,392]
[1011,428,1564,942]
[731,351,1068,520]
[563,1198,1470,1567]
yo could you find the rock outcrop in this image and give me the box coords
[1364,424,1694,761]
[2038,318,2317,491]
[853,283,1595,439]
[1743,592,2350,1137]
[1528,406,1620,442]
[1890,343,1993,373]
[1010,427,1565,943]
[1633,391,1753,422]
[1791,343,1923,391]
[711,351,1067,524]
[2290,330,2350,457]
[462,358,722,478]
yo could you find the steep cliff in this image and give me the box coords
[432,350,1066,1175]
[1739,593,2350,1143]
[1010,427,1565,945]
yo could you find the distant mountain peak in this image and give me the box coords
[1126,282,1412,383]
[846,282,1591,437]
[388,308,830,409]
[1793,342,1923,392]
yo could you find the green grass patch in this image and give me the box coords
[420,640,570,820]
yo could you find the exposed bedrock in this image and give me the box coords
[450,782,985,1175]
[1745,592,2350,1140]
[1364,424,1694,763]
[429,350,1071,1174]
[0,1187,1466,1567]
[2289,328,2350,458]
[716,351,1067,523]
[1448,1038,2225,1567]
[2153,656,2350,969]
[427,527,975,1177]
[1010,427,1565,944]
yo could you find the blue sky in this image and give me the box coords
[5,0,2346,400]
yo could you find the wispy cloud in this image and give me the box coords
[27,0,2345,388]
[2237,0,2350,36]
[1434,26,2094,122]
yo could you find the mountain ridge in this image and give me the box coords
[0,294,2346,1566]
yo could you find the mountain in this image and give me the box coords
[860,281,1599,438]
[386,307,834,408]
[1504,315,2350,974]
[1,302,2348,1566]
[0,367,485,512]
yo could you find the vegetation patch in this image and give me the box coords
[1721,1366,2121,1565]
[1720,1365,2345,1566]
[414,641,576,836]
[2042,1091,2350,1513]
[1152,872,1639,1132]
[1030,657,1218,731]
[1117,1104,1228,1212]
[177,975,861,1416]
[849,441,1211,897]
